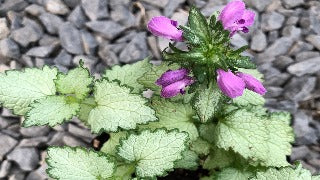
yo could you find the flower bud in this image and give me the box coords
[236,72,267,95]
[147,16,183,41]
[217,69,245,98]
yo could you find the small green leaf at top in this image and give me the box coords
[88,79,157,133]
[55,63,93,100]
[104,58,152,93]
[174,149,199,170]
[0,66,57,115]
[23,96,79,127]
[101,131,127,156]
[46,146,115,180]
[233,89,265,107]
[216,167,254,180]
[193,84,227,123]
[117,129,188,178]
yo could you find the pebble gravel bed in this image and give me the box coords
[0,0,319,179]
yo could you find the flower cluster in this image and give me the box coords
[148,0,264,99]
[217,69,266,98]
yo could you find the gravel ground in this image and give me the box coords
[0,0,319,179]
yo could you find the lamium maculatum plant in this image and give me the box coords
[0,1,318,179]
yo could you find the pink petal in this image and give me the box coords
[241,10,255,27]
[217,69,245,98]
[161,77,194,98]
[156,68,189,87]
[237,72,267,95]
[219,0,245,29]
[147,16,183,41]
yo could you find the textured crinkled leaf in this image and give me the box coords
[141,99,198,141]
[78,97,96,123]
[117,129,188,178]
[174,150,199,170]
[203,148,235,170]
[108,163,135,180]
[88,80,157,133]
[190,138,211,156]
[23,96,79,127]
[216,168,253,180]
[0,66,57,115]
[199,123,216,144]
[55,65,93,100]
[253,163,316,180]
[233,90,265,107]
[46,146,115,180]
[214,109,294,167]
[193,85,227,123]
[101,132,127,156]
[104,58,152,93]
[137,62,180,94]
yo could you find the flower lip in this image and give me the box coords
[160,77,194,98]
[219,0,255,36]
[147,16,183,41]
[156,68,190,87]
[217,69,246,98]
[236,72,267,95]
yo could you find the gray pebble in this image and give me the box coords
[273,56,294,70]
[141,0,169,8]
[293,111,318,145]
[45,0,70,15]
[265,86,284,98]
[98,42,120,66]
[0,0,28,16]
[284,76,316,102]
[81,30,98,55]
[86,21,126,40]
[282,26,301,40]
[18,137,49,147]
[287,57,320,77]
[250,30,267,52]
[282,0,305,8]
[288,41,314,56]
[0,38,20,59]
[59,22,84,54]
[0,18,10,40]
[119,32,148,63]
[25,4,45,16]
[295,51,320,62]
[11,25,43,47]
[306,34,320,51]
[7,147,39,171]
[0,160,11,178]
[39,13,63,35]
[68,123,95,143]
[26,45,56,58]
[245,0,272,12]
[110,5,136,28]
[19,126,51,138]
[53,49,72,67]
[62,134,88,147]
[0,133,17,161]
[261,37,294,58]
[261,11,285,31]
[290,146,310,161]
[81,0,108,21]
[26,163,48,180]
[67,5,87,28]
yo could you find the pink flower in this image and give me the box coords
[147,16,183,41]
[219,0,255,36]
[156,68,194,98]
[236,72,267,95]
[217,69,246,98]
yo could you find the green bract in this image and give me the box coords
[0,5,316,180]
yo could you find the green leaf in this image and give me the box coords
[184,6,210,45]
[214,109,294,167]
[237,68,264,81]
[137,62,180,94]
[101,131,127,156]
[203,148,236,170]
[108,163,135,180]
[253,163,317,180]
[190,138,211,156]
[46,146,115,180]
[228,56,256,69]
[174,150,199,170]
[117,129,188,178]
[0,66,57,115]
[216,168,253,180]
[55,64,93,100]
[193,85,227,123]
[233,89,265,107]
[104,58,152,93]
[23,96,79,127]
[78,97,96,123]
[140,98,198,141]
[88,80,157,133]
[199,123,216,144]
